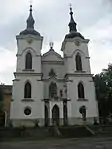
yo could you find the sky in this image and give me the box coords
[0,0,112,85]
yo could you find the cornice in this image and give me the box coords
[42,77,65,82]
[42,60,64,65]
[65,73,93,77]
[16,53,41,57]
[14,72,42,77]
[16,34,43,40]
[21,98,35,102]
[12,79,20,82]
[85,56,90,59]
[42,98,71,102]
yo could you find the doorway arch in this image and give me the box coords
[52,105,60,125]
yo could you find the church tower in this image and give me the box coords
[10,5,44,127]
[61,7,98,124]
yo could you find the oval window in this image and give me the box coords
[24,107,31,115]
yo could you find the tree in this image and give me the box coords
[94,64,112,119]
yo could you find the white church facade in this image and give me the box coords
[10,5,98,127]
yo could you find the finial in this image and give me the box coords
[69,3,73,17]
[30,4,32,12]
[49,42,54,50]
[29,0,33,11]
[69,3,72,12]
[26,2,35,29]
[68,5,77,32]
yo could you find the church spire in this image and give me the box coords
[65,5,84,39]
[26,5,35,29]
[19,4,40,36]
[68,5,77,32]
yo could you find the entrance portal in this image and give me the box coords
[52,105,59,125]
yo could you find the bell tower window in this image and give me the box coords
[25,52,32,69]
[78,82,85,99]
[76,53,82,71]
[24,82,31,98]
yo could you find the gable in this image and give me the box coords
[42,50,63,62]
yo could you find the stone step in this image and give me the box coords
[58,126,94,138]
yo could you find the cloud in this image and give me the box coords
[83,14,112,74]
[0,0,112,84]
[0,47,16,84]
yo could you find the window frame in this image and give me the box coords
[24,81,32,98]
[25,52,32,70]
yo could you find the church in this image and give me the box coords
[10,5,98,127]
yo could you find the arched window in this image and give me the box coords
[24,82,31,98]
[75,53,82,71]
[49,82,57,98]
[25,52,32,69]
[78,82,85,98]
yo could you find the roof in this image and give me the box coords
[0,85,12,95]
[20,29,40,36]
[42,49,63,62]
[65,31,84,39]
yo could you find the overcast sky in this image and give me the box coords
[0,0,112,85]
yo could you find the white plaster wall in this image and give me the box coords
[42,50,65,79]
[10,75,44,119]
[42,52,63,62]
[63,38,89,58]
[62,38,91,74]
[10,34,44,122]
[67,76,98,119]
[43,79,66,99]
[42,63,65,79]
[67,101,72,118]
[42,50,66,100]
[66,51,91,74]
[16,35,43,73]
[16,52,41,73]
[60,37,98,120]
[16,35,43,55]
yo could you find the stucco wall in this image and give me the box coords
[10,75,44,119]
[16,35,43,73]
